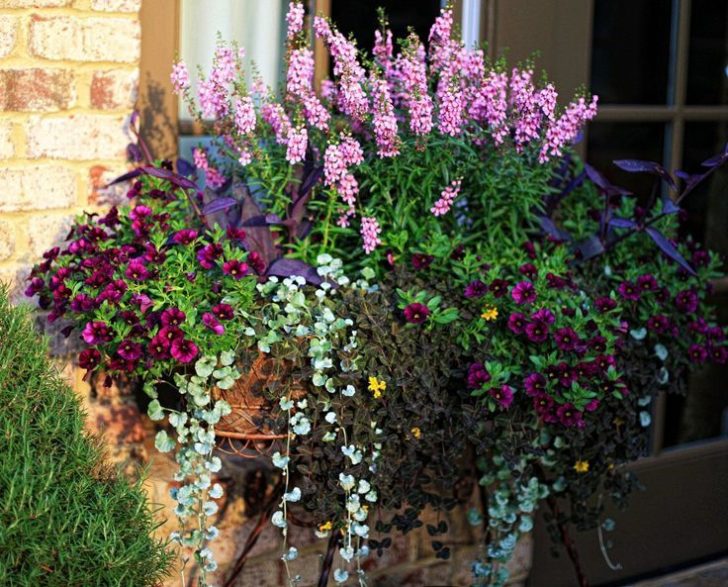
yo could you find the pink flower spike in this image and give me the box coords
[360,216,382,254]
[431,179,462,217]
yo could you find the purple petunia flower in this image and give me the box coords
[546,272,568,289]
[511,281,537,305]
[556,403,584,428]
[411,253,435,271]
[70,293,96,313]
[202,312,225,335]
[617,281,641,301]
[546,362,575,388]
[489,385,514,409]
[710,345,728,364]
[197,243,223,269]
[226,227,247,241]
[675,289,699,313]
[129,204,152,221]
[403,302,430,324]
[466,362,491,389]
[688,343,708,364]
[692,250,710,267]
[489,279,510,298]
[531,307,555,325]
[78,348,102,370]
[158,326,184,342]
[588,335,607,352]
[248,251,266,274]
[519,263,538,280]
[211,303,234,321]
[147,334,170,360]
[222,259,250,280]
[170,338,198,363]
[637,274,658,292]
[507,312,528,334]
[117,339,142,361]
[131,293,153,313]
[161,307,186,327]
[553,327,580,352]
[534,395,557,423]
[464,280,488,299]
[594,354,616,372]
[525,320,549,343]
[647,314,670,333]
[523,373,546,397]
[82,321,112,345]
[125,258,150,282]
[25,277,45,297]
[172,229,198,245]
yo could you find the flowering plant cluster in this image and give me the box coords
[26,2,728,586]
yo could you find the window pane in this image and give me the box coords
[590,0,672,104]
[179,0,286,120]
[330,0,441,56]
[587,122,666,196]
[686,0,728,105]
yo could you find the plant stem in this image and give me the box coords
[546,495,590,587]
[318,531,341,587]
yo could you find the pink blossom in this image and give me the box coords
[339,135,363,166]
[470,70,508,144]
[233,96,256,135]
[437,73,464,136]
[170,61,190,94]
[287,48,315,98]
[261,102,291,145]
[286,125,308,164]
[286,1,305,39]
[210,45,237,87]
[397,38,433,135]
[371,76,400,157]
[198,78,227,119]
[539,95,599,162]
[431,179,462,216]
[360,216,382,254]
[428,7,456,72]
[373,28,394,79]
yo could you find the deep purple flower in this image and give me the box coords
[117,310,139,325]
[211,303,234,321]
[403,302,430,324]
[710,345,728,364]
[546,362,575,388]
[675,289,699,313]
[489,279,510,298]
[158,326,184,342]
[222,259,250,280]
[202,312,225,335]
[553,327,580,352]
[248,251,266,274]
[523,373,546,397]
[489,385,514,409]
[25,277,45,297]
[125,258,150,282]
[588,335,607,352]
[148,334,170,360]
[647,314,670,333]
[171,338,198,363]
[226,227,247,241]
[637,274,658,292]
[556,403,584,428]
[466,362,491,389]
[546,273,567,289]
[144,244,165,264]
[523,241,537,259]
[161,307,186,327]
[688,343,708,364]
[70,293,96,312]
[82,321,112,345]
[78,348,102,370]
[519,263,538,280]
[617,281,640,301]
[534,395,557,423]
[131,293,153,313]
[706,326,725,341]
[197,243,223,269]
[692,250,710,267]
[511,281,536,305]
[525,320,549,343]
[594,354,616,372]
[117,339,142,361]
[108,357,138,373]
[507,312,528,334]
[411,253,435,270]
[97,279,128,304]
[531,308,555,325]
[464,280,488,299]
[172,229,198,245]
[129,204,152,221]
[585,399,600,412]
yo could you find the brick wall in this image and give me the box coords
[0,0,140,297]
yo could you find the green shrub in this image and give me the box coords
[0,287,172,586]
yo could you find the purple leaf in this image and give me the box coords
[701,154,727,168]
[584,164,633,197]
[538,216,571,241]
[142,166,198,190]
[575,235,605,260]
[126,143,143,163]
[266,258,323,285]
[234,183,279,266]
[660,196,680,215]
[177,158,195,176]
[609,217,636,229]
[241,214,284,227]
[107,167,144,186]
[299,166,324,198]
[645,227,696,275]
[202,197,238,215]
[613,159,676,189]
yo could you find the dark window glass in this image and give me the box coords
[590,0,672,104]
[587,122,667,196]
[330,0,441,56]
[686,0,728,105]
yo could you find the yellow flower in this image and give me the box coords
[481,306,498,321]
[368,376,386,399]
[573,460,590,474]
[318,521,333,533]
[410,426,422,439]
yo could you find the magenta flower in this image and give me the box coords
[70,293,96,312]
[129,204,152,221]
[553,327,580,351]
[161,308,186,328]
[588,335,607,352]
[148,334,170,360]
[248,251,266,274]
[411,253,435,270]
[557,403,584,428]
[82,321,112,345]
[595,296,617,312]
[78,348,102,370]
[489,385,514,409]
[172,229,198,245]
[617,281,640,301]
[710,345,728,364]
[585,399,600,412]
[546,272,567,289]
[202,312,225,335]
[131,293,153,313]
[507,312,527,334]
[511,281,537,305]
[647,314,670,333]
[25,277,45,297]
[519,263,537,280]
[226,227,247,242]
[403,302,430,324]
[464,280,488,299]
[489,279,510,298]
[674,289,699,313]
[197,243,223,269]
[466,362,491,389]
[534,395,557,423]
[117,339,142,361]
[158,326,184,342]
[688,343,708,364]
[525,320,549,343]
[637,274,658,292]
[594,354,616,372]
[531,308,555,325]
[523,373,546,397]
[170,338,199,363]
[222,259,250,280]
[125,258,150,282]
[211,303,234,321]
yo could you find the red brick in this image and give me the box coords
[0,69,76,112]
[91,69,138,110]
